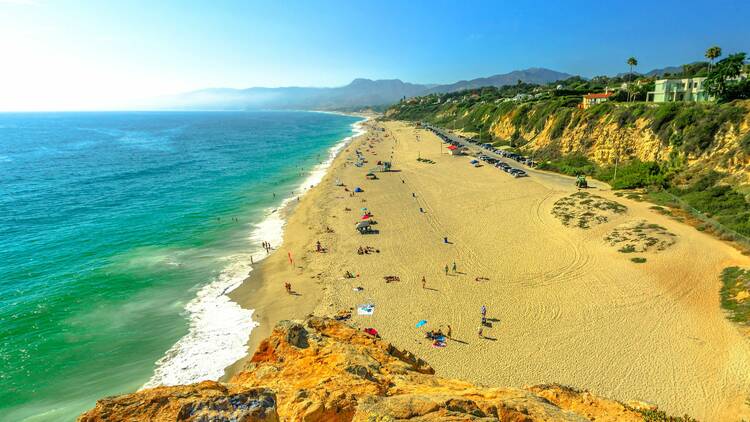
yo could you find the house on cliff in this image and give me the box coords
[580,92,613,109]
[647,77,711,102]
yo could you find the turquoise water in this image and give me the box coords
[0,111,362,421]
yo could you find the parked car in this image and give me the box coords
[510,169,528,178]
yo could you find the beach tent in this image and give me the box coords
[447,145,464,156]
[356,220,371,229]
[354,187,364,193]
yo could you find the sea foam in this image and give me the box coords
[142,117,366,388]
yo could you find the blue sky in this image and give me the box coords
[1,0,748,110]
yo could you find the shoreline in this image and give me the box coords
[222,116,370,380]
[142,112,367,389]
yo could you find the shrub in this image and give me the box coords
[740,131,750,154]
[619,245,637,253]
[650,103,680,142]
[549,109,572,139]
[511,103,532,127]
[538,155,598,176]
[720,267,750,325]
[631,257,647,263]
[597,159,665,189]
[671,171,750,236]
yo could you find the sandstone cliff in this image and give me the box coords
[387,99,750,187]
[79,317,675,421]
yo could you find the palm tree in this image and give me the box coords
[705,46,722,72]
[626,57,638,101]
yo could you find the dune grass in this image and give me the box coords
[720,267,750,325]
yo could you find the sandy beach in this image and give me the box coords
[228,119,750,420]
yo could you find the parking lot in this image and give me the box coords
[423,124,536,178]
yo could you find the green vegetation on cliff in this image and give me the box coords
[387,90,750,237]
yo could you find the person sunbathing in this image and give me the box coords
[425,329,444,340]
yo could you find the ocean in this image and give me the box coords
[0,111,363,421]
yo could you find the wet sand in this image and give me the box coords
[228,120,750,420]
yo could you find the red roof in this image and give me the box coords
[583,92,613,99]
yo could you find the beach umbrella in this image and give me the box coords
[361,215,371,220]
[416,320,427,328]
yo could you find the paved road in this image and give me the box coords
[424,125,607,192]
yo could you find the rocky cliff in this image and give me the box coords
[78,317,675,421]
[387,98,750,187]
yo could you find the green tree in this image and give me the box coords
[626,57,638,101]
[627,57,638,80]
[704,52,746,101]
[705,46,722,71]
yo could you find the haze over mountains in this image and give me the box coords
[148,68,572,111]
[149,64,689,111]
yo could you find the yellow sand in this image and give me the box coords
[230,120,750,420]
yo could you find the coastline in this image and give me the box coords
[222,115,370,379]
[223,119,750,420]
[142,112,367,389]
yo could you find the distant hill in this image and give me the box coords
[147,68,573,111]
[427,68,572,93]
[148,79,427,111]
[643,65,684,77]
[615,62,707,78]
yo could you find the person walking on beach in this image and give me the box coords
[478,325,484,338]
[452,261,457,273]
[481,305,487,325]
[422,276,426,289]
[446,324,452,339]
[444,264,449,276]
[284,282,292,294]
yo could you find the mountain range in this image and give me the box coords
[148,68,572,111]
[147,63,698,111]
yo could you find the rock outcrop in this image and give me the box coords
[79,317,666,421]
